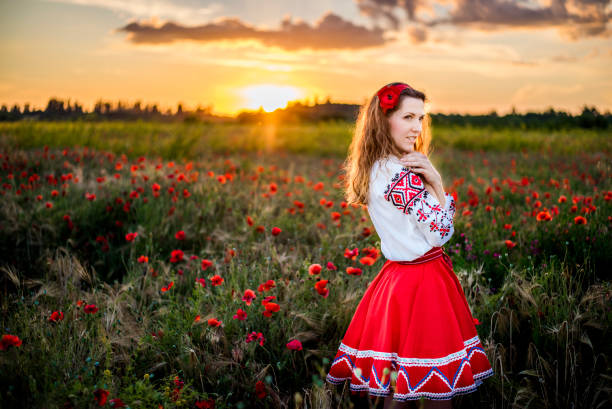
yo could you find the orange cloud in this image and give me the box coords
[117,12,389,51]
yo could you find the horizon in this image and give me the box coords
[1,0,611,117]
[2,95,610,118]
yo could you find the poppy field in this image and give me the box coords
[0,121,611,409]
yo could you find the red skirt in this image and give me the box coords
[326,246,493,401]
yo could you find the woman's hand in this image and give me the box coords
[399,152,442,188]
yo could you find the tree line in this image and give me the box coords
[1,97,610,130]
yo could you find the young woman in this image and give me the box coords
[326,83,493,408]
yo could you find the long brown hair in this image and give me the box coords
[343,82,432,206]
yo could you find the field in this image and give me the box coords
[0,120,611,409]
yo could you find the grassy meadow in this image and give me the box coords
[0,120,611,409]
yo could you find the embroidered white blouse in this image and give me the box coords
[367,154,456,261]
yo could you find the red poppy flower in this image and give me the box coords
[315,279,329,298]
[161,281,174,292]
[0,334,22,350]
[125,232,138,242]
[286,339,303,351]
[504,240,516,249]
[271,227,281,236]
[308,264,322,275]
[84,304,99,314]
[48,311,64,322]
[255,380,266,399]
[175,230,186,240]
[194,315,201,322]
[207,318,222,327]
[109,398,126,408]
[359,256,375,266]
[344,248,359,260]
[233,309,247,321]
[473,318,481,326]
[262,302,280,317]
[210,275,224,286]
[246,215,254,226]
[196,278,206,287]
[200,258,213,270]
[93,388,109,406]
[137,255,148,263]
[346,267,363,276]
[326,262,337,271]
[195,398,215,409]
[170,249,184,263]
[258,279,276,292]
[242,289,256,305]
[536,211,552,221]
[574,216,587,225]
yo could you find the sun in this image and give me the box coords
[239,84,303,112]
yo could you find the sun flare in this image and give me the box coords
[239,84,303,112]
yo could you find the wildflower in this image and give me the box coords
[504,240,516,250]
[195,398,215,409]
[109,398,126,407]
[194,315,201,323]
[326,262,337,271]
[217,175,226,184]
[84,304,99,314]
[210,275,224,286]
[258,279,276,292]
[125,233,138,242]
[315,279,329,298]
[271,227,282,236]
[0,334,22,350]
[558,195,567,203]
[201,258,213,270]
[262,302,280,317]
[246,215,254,226]
[233,309,247,321]
[286,339,303,351]
[170,249,184,263]
[242,289,256,306]
[346,267,363,276]
[255,380,266,399]
[331,211,341,221]
[574,216,587,225]
[245,331,265,346]
[196,278,206,288]
[308,264,322,275]
[137,255,148,263]
[175,230,186,240]
[255,225,265,233]
[93,388,109,406]
[536,211,552,221]
[161,281,174,292]
[359,256,375,266]
[207,318,222,327]
[48,311,64,322]
[473,318,481,326]
[344,248,359,260]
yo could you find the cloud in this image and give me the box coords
[116,12,389,51]
[44,0,223,23]
[353,0,612,41]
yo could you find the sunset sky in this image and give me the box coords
[1,0,611,116]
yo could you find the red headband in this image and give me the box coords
[377,83,412,114]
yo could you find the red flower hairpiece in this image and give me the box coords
[377,83,412,114]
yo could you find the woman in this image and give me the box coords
[325,83,493,408]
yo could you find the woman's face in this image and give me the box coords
[387,96,425,154]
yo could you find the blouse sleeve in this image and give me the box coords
[382,165,456,247]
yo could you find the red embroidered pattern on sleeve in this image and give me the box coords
[383,167,455,239]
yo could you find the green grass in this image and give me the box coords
[0,126,610,408]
